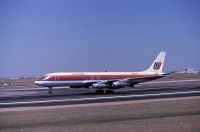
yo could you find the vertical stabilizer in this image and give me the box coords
[145,51,166,74]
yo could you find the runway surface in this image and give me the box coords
[0,79,200,108]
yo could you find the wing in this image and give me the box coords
[120,75,164,84]
[83,70,178,89]
[84,74,165,88]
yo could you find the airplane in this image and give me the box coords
[35,51,167,94]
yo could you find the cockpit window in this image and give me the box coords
[37,75,47,81]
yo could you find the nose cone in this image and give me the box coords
[34,81,40,85]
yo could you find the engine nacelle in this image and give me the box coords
[92,82,131,89]
[113,82,128,88]
[92,83,108,89]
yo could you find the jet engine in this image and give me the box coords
[92,83,109,89]
[112,82,128,88]
[92,82,129,89]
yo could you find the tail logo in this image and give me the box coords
[153,62,162,70]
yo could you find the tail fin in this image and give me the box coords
[145,51,166,74]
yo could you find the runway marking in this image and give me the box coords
[0,79,199,92]
[0,90,200,106]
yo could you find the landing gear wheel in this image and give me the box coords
[49,87,53,94]
[105,90,114,94]
[95,90,104,94]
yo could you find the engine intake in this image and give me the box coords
[92,83,108,89]
[113,82,128,88]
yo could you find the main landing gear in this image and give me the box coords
[95,89,114,94]
[105,89,114,94]
[49,87,53,94]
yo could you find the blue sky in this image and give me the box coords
[0,0,200,77]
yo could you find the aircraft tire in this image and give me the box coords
[105,90,114,94]
[95,90,104,94]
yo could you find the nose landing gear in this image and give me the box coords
[49,87,53,94]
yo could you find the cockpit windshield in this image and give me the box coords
[36,75,47,81]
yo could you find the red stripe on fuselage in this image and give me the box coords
[43,74,155,81]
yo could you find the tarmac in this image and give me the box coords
[0,73,200,131]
